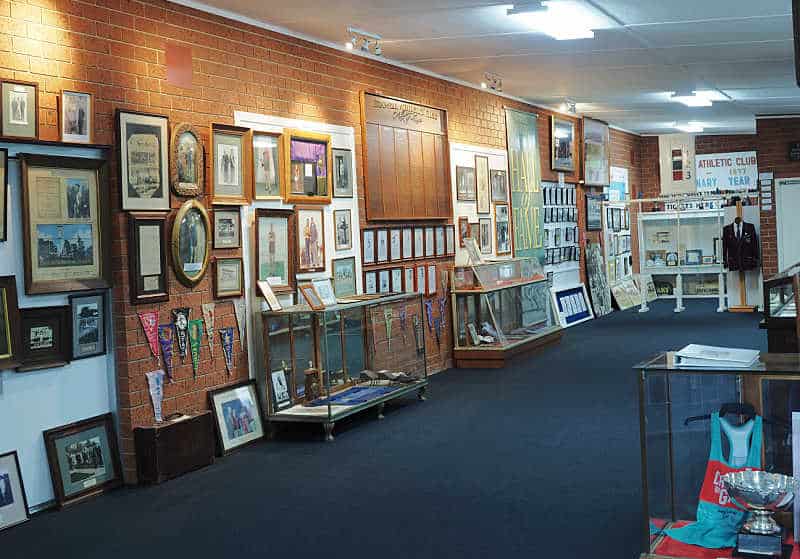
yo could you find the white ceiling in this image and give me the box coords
[183,0,799,135]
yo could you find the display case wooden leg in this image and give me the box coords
[323,422,335,442]
[418,386,427,401]
[377,402,385,420]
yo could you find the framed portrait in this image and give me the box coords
[296,207,326,273]
[299,283,325,310]
[685,249,703,266]
[479,218,492,254]
[127,212,168,304]
[171,199,211,287]
[391,268,403,292]
[43,413,120,508]
[214,257,244,298]
[362,229,375,265]
[170,122,204,197]
[427,264,437,296]
[551,116,576,173]
[68,291,106,360]
[583,117,610,186]
[0,148,7,242]
[312,278,337,306]
[253,132,281,200]
[425,227,435,257]
[456,166,476,201]
[256,280,282,311]
[585,194,603,231]
[282,129,332,204]
[475,155,490,214]
[211,123,251,205]
[0,451,29,532]
[376,228,388,263]
[332,257,356,298]
[332,148,353,198]
[117,110,169,211]
[269,368,292,412]
[495,204,511,255]
[59,90,92,144]
[1,80,38,140]
[0,276,22,370]
[446,225,456,255]
[435,226,445,256]
[404,267,415,293]
[402,228,413,260]
[490,169,507,202]
[18,306,70,372]
[209,380,265,454]
[413,227,424,258]
[333,209,352,251]
[458,216,470,247]
[20,154,111,295]
[364,271,377,294]
[378,270,390,293]
[390,228,401,261]
[212,208,241,250]
[416,265,426,295]
[256,208,295,293]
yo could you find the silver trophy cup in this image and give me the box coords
[721,471,796,536]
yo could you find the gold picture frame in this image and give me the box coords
[281,129,333,205]
[170,122,204,197]
[171,199,211,287]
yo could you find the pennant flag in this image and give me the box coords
[201,303,215,357]
[145,370,165,423]
[424,299,434,332]
[188,319,203,377]
[171,308,190,362]
[233,299,246,346]
[219,327,235,375]
[138,311,160,362]
[157,325,174,382]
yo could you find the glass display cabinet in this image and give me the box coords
[761,263,800,352]
[451,257,562,368]
[637,352,800,558]
[261,292,427,441]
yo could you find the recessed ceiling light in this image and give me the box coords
[674,121,704,133]
[507,1,616,41]
[670,90,727,107]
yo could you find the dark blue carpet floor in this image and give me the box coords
[1,301,765,558]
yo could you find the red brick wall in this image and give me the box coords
[0,0,639,480]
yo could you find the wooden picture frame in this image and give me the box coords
[490,169,508,202]
[281,128,333,205]
[208,380,266,455]
[43,413,121,508]
[212,207,241,249]
[255,208,295,294]
[0,275,22,370]
[551,116,577,173]
[413,227,424,259]
[364,270,377,294]
[17,306,70,372]
[458,216,470,248]
[456,165,476,201]
[128,212,168,304]
[0,451,30,532]
[479,217,492,254]
[475,155,490,214]
[295,206,326,273]
[0,148,7,242]
[117,109,170,211]
[1,80,38,140]
[583,117,610,187]
[299,283,325,310]
[362,229,376,265]
[59,90,93,145]
[333,209,352,251]
[446,224,456,255]
[424,227,435,257]
[20,154,111,295]
[252,131,282,200]
[389,228,402,261]
[332,256,357,298]
[376,228,388,263]
[170,122,204,197]
[256,280,282,311]
[214,257,244,298]
[68,291,107,360]
[332,148,354,198]
[171,199,211,287]
[495,204,511,255]
[210,123,252,205]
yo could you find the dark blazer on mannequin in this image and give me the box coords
[722,221,759,271]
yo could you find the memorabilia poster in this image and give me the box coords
[257,209,293,292]
[608,166,629,202]
[456,166,476,201]
[551,116,576,172]
[213,208,241,249]
[0,451,29,531]
[402,228,413,259]
[253,133,280,199]
[475,155,490,214]
[583,118,610,186]
[659,133,696,194]
[296,207,325,273]
[390,228,401,261]
[283,130,331,203]
[377,229,388,262]
[332,257,356,298]
[495,204,511,255]
[491,169,508,202]
[170,123,203,196]
[334,209,352,251]
[69,292,105,360]
[2,81,37,139]
[172,200,210,287]
[60,90,92,144]
[209,381,265,453]
[332,148,353,197]
[118,111,169,211]
[362,229,375,264]
[215,257,243,298]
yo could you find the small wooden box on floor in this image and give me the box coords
[134,411,215,484]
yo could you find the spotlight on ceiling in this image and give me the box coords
[670,89,727,107]
[507,1,617,41]
[345,27,383,56]
[482,73,503,92]
[674,121,705,133]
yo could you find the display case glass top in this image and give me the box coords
[764,262,800,320]
[453,256,544,292]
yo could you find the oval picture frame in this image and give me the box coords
[170,123,205,197]
[171,199,211,287]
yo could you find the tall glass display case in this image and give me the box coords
[637,352,800,557]
[761,263,800,352]
[261,293,427,441]
[451,257,561,368]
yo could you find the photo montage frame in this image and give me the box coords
[128,212,169,304]
[117,109,170,211]
[208,380,266,455]
[170,122,204,197]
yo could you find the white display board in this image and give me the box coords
[695,152,758,192]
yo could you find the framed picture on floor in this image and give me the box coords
[1,80,38,140]
[170,122,204,197]
[296,206,326,273]
[210,124,251,205]
[68,291,106,360]
[59,90,92,144]
[18,306,70,372]
[208,380,265,455]
[0,451,29,532]
[43,413,121,508]
[256,209,295,293]
[117,110,169,211]
[252,132,281,200]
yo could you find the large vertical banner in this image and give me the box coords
[504,109,544,263]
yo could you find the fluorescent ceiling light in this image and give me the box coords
[674,121,704,133]
[670,90,727,107]
[507,1,617,41]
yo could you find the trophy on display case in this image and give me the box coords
[722,471,797,558]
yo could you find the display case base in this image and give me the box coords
[729,305,758,313]
[453,329,562,368]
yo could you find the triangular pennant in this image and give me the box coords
[219,327,234,375]
[201,303,215,357]
[145,370,165,422]
[233,299,246,346]
[188,319,203,378]
[157,325,174,383]
[172,308,190,362]
[138,311,160,362]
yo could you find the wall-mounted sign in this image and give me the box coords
[695,151,758,192]
[363,93,445,135]
[659,133,696,194]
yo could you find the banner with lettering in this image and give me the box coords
[695,151,758,192]
[504,109,544,263]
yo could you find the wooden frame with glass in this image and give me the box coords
[550,116,577,173]
[117,109,170,211]
[128,212,168,304]
[253,131,282,200]
[212,207,241,249]
[332,256,356,298]
[214,257,244,299]
[332,148,354,198]
[281,129,333,205]
[0,451,29,532]
[68,291,107,360]
[255,208,295,294]
[1,79,38,140]
[17,305,71,372]
[170,122,204,197]
[495,204,511,255]
[0,275,22,370]
[333,208,352,251]
[59,90,93,144]
[210,123,251,205]
[296,206,326,274]
[171,199,211,287]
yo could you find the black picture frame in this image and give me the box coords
[0,275,22,370]
[208,379,266,455]
[0,450,30,532]
[128,212,169,305]
[68,291,107,360]
[585,193,603,231]
[17,305,71,372]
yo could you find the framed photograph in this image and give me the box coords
[169,122,204,197]
[585,194,603,231]
[456,166,476,201]
[296,206,326,273]
[212,208,241,249]
[170,199,211,287]
[427,264,437,295]
[117,110,169,211]
[333,209,352,251]
[211,123,251,205]
[18,306,70,371]
[362,229,375,265]
[43,413,120,508]
[0,276,22,370]
[479,218,492,254]
[446,225,456,255]
[702,255,714,265]
[458,216,470,247]
[20,154,111,295]
[402,228,413,260]
[299,284,325,310]
[391,268,403,292]
[0,148,6,241]
[332,257,356,298]
[584,117,610,186]
[0,451,29,532]
[490,169,507,202]
[376,228,388,263]
[378,270,390,293]
[68,291,106,360]
[425,227,435,257]
[59,90,92,144]
[404,267,415,293]
[666,252,679,267]
[364,271,377,294]
[416,266,426,295]
[208,380,265,455]
[495,204,511,255]
[390,228,401,261]
[435,226,445,256]
[685,249,703,266]
[282,129,332,204]
[214,257,244,298]
[269,368,292,411]
[332,148,354,198]
[475,155,490,214]
[311,278,337,306]
[256,208,295,293]
[256,280,282,311]
[253,132,281,199]
[127,212,168,304]
[413,227,424,258]
[551,116,576,173]
[1,80,38,140]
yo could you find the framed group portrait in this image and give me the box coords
[1,80,38,140]
[332,256,356,298]
[117,110,170,211]
[171,199,211,287]
[128,212,168,304]
[456,165,476,201]
[208,380,265,455]
[253,132,282,200]
[59,90,92,144]
[170,122,204,197]
[210,124,251,205]
[255,208,295,293]
[0,451,29,532]
[68,291,106,360]
[282,129,332,205]
[0,275,22,370]
[19,154,111,295]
